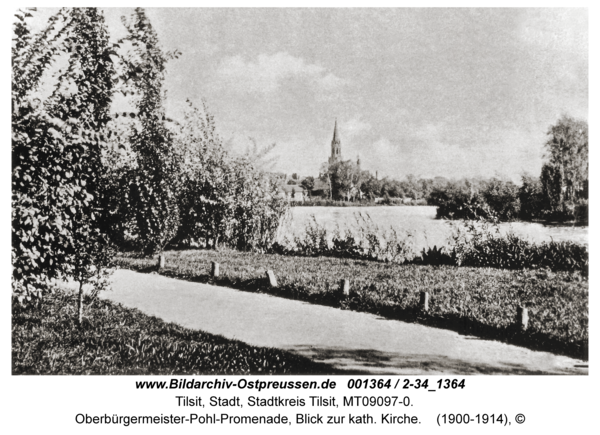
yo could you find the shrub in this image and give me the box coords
[171,102,290,253]
[420,219,588,274]
[273,213,416,263]
[429,179,488,220]
[519,175,547,220]
[429,178,521,221]
[378,197,403,205]
[482,178,520,221]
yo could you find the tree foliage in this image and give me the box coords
[300,176,315,194]
[115,8,182,255]
[519,175,546,221]
[541,115,588,218]
[174,101,289,251]
[12,7,290,318]
[320,160,363,200]
[173,100,234,248]
[12,7,117,311]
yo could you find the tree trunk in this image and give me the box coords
[77,281,84,327]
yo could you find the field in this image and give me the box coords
[116,249,588,360]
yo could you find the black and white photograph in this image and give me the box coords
[7,3,594,432]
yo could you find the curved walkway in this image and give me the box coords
[97,269,587,375]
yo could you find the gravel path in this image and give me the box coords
[96,269,587,375]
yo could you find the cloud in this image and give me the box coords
[363,134,475,180]
[518,9,587,57]
[216,52,346,94]
[340,118,372,141]
[320,72,347,90]
[356,120,544,181]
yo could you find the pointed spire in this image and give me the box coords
[332,118,340,144]
[329,118,342,165]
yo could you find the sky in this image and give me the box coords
[27,7,588,181]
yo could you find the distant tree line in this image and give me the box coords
[314,160,447,202]
[429,116,588,223]
[309,116,587,223]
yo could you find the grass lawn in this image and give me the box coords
[117,249,588,360]
[12,290,341,375]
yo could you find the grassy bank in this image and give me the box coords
[116,249,588,361]
[12,290,340,375]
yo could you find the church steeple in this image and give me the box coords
[329,119,342,165]
[332,119,340,144]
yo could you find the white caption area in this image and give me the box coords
[6,375,593,434]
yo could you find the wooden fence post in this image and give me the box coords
[420,291,429,312]
[211,261,220,278]
[517,306,529,331]
[266,270,278,288]
[340,279,350,296]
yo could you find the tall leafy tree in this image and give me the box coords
[173,100,235,249]
[542,115,588,216]
[12,8,117,322]
[119,8,182,255]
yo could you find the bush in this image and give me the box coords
[429,178,520,221]
[171,102,290,252]
[421,220,588,274]
[429,179,488,220]
[378,197,403,205]
[519,175,547,220]
[482,178,520,221]
[278,213,587,274]
[273,213,416,263]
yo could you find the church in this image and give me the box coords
[327,119,361,168]
[315,119,363,200]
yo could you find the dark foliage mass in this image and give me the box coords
[429,178,523,221]
[12,290,336,375]
[116,249,588,360]
[114,9,182,256]
[11,7,294,373]
[12,8,118,322]
[420,221,588,274]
